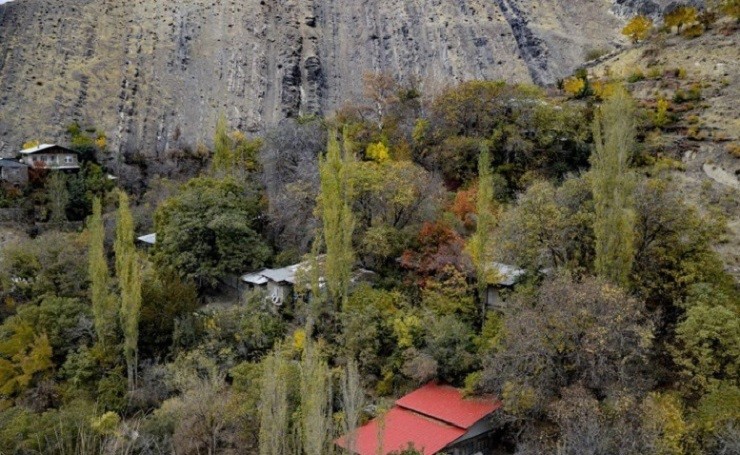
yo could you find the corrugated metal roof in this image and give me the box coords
[491,262,525,286]
[336,383,500,455]
[395,383,501,429]
[241,272,269,285]
[0,158,28,168]
[259,264,302,284]
[336,407,465,455]
[137,233,156,245]
[242,256,373,287]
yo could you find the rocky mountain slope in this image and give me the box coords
[586,17,739,277]
[0,0,684,158]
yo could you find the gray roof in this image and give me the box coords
[0,159,28,168]
[241,272,269,285]
[243,262,307,285]
[137,233,156,245]
[490,262,526,286]
[242,256,374,286]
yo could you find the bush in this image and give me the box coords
[563,76,587,97]
[585,48,610,61]
[682,23,705,38]
[627,70,646,83]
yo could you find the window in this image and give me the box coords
[64,155,74,164]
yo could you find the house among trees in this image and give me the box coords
[241,257,374,306]
[0,158,29,186]
[485,262,525,309]
[336,383,502,455]
[19,144,80,171]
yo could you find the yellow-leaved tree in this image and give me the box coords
[665,6,699,32]
[622,15,653,43]
[22,139,40,150]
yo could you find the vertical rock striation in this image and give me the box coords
[0,0,670,157]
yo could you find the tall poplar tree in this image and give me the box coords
[300,339,332,455]
[591,86,636,287]
[47,172,69,225]
[341,359,364,454]
[259,346,291,455]
[115,190,141,391]
[318,130,355,307]
[88,197,117,348]
[212,113,233,177]
[469,144,496,312]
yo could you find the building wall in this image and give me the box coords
[445,431,498,455]
[21,152,79,168]
[266,282,291,306]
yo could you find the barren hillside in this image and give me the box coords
[587,17,740,278]
[0,0,676,157]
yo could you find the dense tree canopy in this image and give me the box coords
[0,65,738,454]
[154,177,271,288]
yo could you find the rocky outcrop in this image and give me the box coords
[0,0,658,157]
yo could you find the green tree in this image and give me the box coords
[0,322,53,403]
[115,191,141,392]
[318,131,356,307]
[259,346,291,455]
[46,172,69,225]
[590,86,636,287]
[468,145,496,313]
[300,339,332,455]
[340,359,364,454]
[212,114,232,175]
[88,198,117,348]
[154,177,270,288]
[673,289,739,394]
[211,114,262,179]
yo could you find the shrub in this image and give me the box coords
[562,76,586,97]
[585,48,610,61]
[727,143,740,158]
[627,70,646,83]
[647,66,663,79]
[653,97,671,128]
[682,23,705,38]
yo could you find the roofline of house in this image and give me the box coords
[19,144,79,155]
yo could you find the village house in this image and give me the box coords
[19,144,80,171]
[241,257,374,307]
[336,383,503,455]
[0,158,29,186]
[485,262,526,309]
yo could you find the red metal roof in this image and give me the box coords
[336,407,465,455]
[336,383,501,455]
[395,383,501,429]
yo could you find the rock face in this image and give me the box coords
[0,0,678,157]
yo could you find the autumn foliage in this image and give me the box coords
[622,15,653,43]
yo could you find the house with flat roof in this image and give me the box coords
[0,159,29,186]
[19,144,80,171]
[336,383,502,455]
